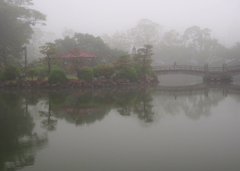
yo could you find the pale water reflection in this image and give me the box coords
[0,86,240,171]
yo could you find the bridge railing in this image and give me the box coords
[208,67,223,72]
[227,65,240,71]
[153,64,240,73]
[153,65,174,70]
[153,65,204,71]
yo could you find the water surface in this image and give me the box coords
[1,84,240,171]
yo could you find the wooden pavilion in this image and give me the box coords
[56,49,100,71]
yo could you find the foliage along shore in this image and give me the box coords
[0,74,159,89]
[0,45,159,89]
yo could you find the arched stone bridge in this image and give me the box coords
[153,64,240,81]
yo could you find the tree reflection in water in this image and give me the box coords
[50,91,111,126]
[0,92,47,171]
[114,90,138,116]
[0,86,238,170]
[153,90,226,120]
[114,89,155,122]
[42,89,155,126]
[39,101,58,131]
[133,90,155,122]
[32,87,231,128]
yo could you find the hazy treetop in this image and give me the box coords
[32,0,240,46]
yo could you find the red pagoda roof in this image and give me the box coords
[56,49,99,58]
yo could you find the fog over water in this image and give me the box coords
[32,0,240,46]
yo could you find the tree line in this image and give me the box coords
[1,0,240,76]
[0,0,46,68]
[102,19,240,66]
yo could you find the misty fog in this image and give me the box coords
[2,1,240,170]
[32,0,240,46]
[1,0,240,67]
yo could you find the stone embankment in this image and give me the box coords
[0,75,159,89]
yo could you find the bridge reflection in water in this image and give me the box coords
[155,83,240,99]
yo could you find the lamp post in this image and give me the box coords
[132,46,136,55]
[22,46,27,74]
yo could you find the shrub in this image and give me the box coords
[48,68,67,84]
[113,55,132,70]
[100,65,114,79]
[36,66,48,78]
[132,64,153,77]
[92,64,114,79]
[51,65,61,70]
[26,68,39,80]
[133,64,142,77]
[117,67,138,81]
[35,65,61,78]
[1,65,21,81]
[147,68,154,76]
[77,67,93,80]
[92,64,104,77]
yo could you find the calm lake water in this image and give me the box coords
[1,76,240,171]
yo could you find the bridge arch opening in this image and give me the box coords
[157,74,203,86]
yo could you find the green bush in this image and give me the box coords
[117,67,138,81]
[1,65,21,81]
[26,68,39,80]
[92,64,114,79]
[100,65,114,79]
[51,65,61,70]
[147,68,154,75]
[133,64,142,77]
[132,64,153,77]
[77,67,93,80]
[35,65,61,78]
[36,66,48,78]
[92,64,104,77]
[48,68,67,84]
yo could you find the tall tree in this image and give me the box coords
[74,33,110,57]
[101,31,131,52]
[230,42,240,62]
[55,36,77,55]
[55,32,127,64]
[39,42,56,75]
[154,30,187,64]
[62,28,75,38]
[134,45,153,74]
[181,26,222,64]
[182,26,212,52]
[113,54,132,70]
[128,19,161,47]
[3,0,33,6]
[27,28,56,62]
[0,0,46,67]
[161,30,182,47]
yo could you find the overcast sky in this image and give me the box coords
[33,0,240,46]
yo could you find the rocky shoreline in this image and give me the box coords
[0,74,159,89]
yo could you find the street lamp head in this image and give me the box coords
[132,46,136,55]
